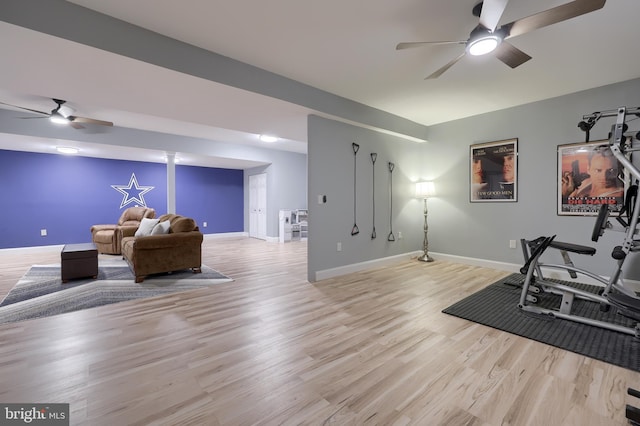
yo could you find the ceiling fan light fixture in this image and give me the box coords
[467,34,502,56]
[57,105,73,118]
[49,112,69,125]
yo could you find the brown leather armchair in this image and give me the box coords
[90,207,156,254]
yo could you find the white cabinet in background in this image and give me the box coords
[279,209,308,242]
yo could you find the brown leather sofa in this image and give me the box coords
[90,207,156,254]
[120,214,203,283]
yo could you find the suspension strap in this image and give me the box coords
[617,183,638,227]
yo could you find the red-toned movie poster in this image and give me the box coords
[557,140,626,216]
[470,139,517,202]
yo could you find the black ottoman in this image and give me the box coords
[61,243,98,283]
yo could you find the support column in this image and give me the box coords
[166,152,176,214]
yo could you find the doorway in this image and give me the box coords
[249,173,267,240]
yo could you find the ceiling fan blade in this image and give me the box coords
[396,40,465,50]
[425,52,466,79]
[479,0,510,31]
[70,116,114,127]
[69,121,85,130]
[494,41,532,68]
[503,0,606,39]
[0,101,49,116]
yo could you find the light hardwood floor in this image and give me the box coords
[0,237,639,425]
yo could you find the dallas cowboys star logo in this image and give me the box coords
[111,173,155,208]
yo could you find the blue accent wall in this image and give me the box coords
[0,150,243,249]
[176,165,243,233]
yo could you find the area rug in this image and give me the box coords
[442,273,640,372]
[0,259,233,324]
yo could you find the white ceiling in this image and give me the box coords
[0,0,639,168]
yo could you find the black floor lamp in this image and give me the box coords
[415,181,435,262]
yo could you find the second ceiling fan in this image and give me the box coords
[397,0,606,79]
[0,98,113,129]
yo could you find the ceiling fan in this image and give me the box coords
[397,0,606,79]
[0,98,113,129]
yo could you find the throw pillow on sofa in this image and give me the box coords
[135,218,159,237]
[150,220,171,235]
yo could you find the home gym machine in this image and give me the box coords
[518,106,640,338]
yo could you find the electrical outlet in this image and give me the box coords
[509,240,517,249]
[203,222,207,228]
[40,229,47,237]
[398,231,403,239]
[337,242,342,252]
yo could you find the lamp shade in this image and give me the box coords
[415,181,435,198]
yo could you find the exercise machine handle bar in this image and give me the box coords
[582,107,640,122]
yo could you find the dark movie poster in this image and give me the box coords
[558,140,626,216]
[470,139,517,202]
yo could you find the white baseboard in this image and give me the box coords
[315,250,640,292]
[313,250,510,282]
[0,244,64,254]
[203,232,248,239]
[202,233,280,242]
[315,251,421,281]
[432,252,522,273]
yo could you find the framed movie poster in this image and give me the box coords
[557,140,626,216]
[470,139,518,202]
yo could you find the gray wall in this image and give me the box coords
[308,78,640,283]
[308,115,426,281]
[425,78,640,280]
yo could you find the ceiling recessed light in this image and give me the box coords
[259,134,278,143]
[56,146,79,154]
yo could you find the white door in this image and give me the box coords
[249,173,267,240]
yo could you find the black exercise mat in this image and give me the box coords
[442,273,640,372]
